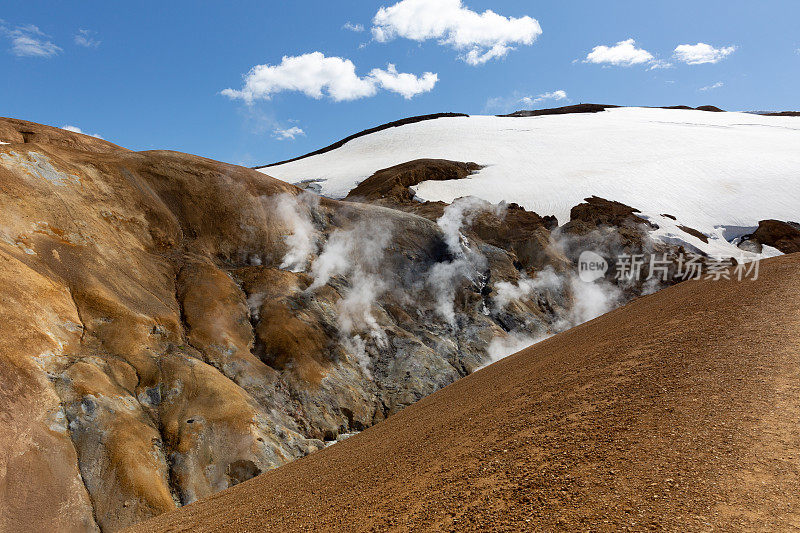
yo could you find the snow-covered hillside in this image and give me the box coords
[260,107,800,258]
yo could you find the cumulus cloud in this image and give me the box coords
[4,24,61,58]
[673,43,736,64]
[699,81,724,91]
[60,125,102,139]
[367,63,438,99]
[584,38,653,66]
[371,0,542,65]
[485,90,568,113]
[74,29,100,48]
[520,90,567,106]
[343,22,365,32]
[273,126,305,140]
[221,52,437,103]
[647,59,673,70]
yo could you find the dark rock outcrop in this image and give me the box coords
[742,220,800,254]
[500,103,618,118]
[564,196,655,231]
[758,111,800,117]
[678,225,709,243]
[345,159,481,204]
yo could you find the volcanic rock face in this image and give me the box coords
[741,219,800,254]
[345,158,482,204]
[135,253,800,533]
[0,120,683,531]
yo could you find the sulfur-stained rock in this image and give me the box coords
[0,118,688,531]
[0,243,98,532]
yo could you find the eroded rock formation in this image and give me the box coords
[0,122,686,531]
[741,219,800,254]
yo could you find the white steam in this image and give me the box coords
[336,271,388,344]
[427,197,507,325]
[342,335,374,379]
[485,226,639,364]
[275,192,320,272]
[425,259,474,326]
[308,218,395,377]
[437,196,506,255]
[565,274,622,326]
[483,332,552,367]
[493,267,562,312]
[309,219,392,290]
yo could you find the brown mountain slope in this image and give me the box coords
[0,117,129,154]
[5,118,684,531]
[136,253,800,532]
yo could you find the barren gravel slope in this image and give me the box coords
[135,254,800,532]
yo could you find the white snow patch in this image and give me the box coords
[262,107,800,259]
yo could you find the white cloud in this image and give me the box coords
[367,63,438,99]
[222,53,375,102]
[647,59,673,70]
[584,38,653,66]
[699,81,724,91]
[61,125,103,139]
[484,95,509,113]
[485,89,568,113]
[74,29,100,48]
[273,126,305,140]
[673,43,736,64]
[5,24,61,58]
[221,52,437,103]
[371,0,542,65]
[343,22,365,32]
[520,90,567,106]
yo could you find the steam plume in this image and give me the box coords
[274,192,320,272]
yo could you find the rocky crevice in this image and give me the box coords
[57,392,102,532]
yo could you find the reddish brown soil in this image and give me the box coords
[134,254,800,532]
[656,106,725,112]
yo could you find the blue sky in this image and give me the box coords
[2,1,798,166]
